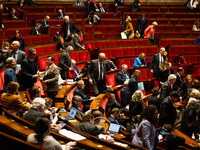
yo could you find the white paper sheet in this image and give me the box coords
[121,32,127,39]
[59,129,86,141]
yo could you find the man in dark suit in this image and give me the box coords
[136,11,148,37]
[55,9,67,19]
[106,93,116,113]
[42,55,59,107]
[74,114,100,137]
[115,0,124,6]
[74,80,96,112]
[174,67,184,91]
[2,41,25,65]
[58,46,73,80]
[104,57,117,72]
[98,3,107,12]
[150,47,166,78]
[73,0,85,6]
[21,48,39,89]
[160,74,177,102]
[116,64,130,85]
[0,4,4,29]
[88,53,107,96]
[158,91,180,127]
[85,0,96,12]
[40,15,50,34]
[71,59,84,81]
[57,16,76,41]
[30,23,41,35]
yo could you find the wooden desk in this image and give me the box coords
[55,83,77,99]
[90,93,109,110]
[59,112,80,126]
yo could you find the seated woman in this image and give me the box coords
[123,16,134,39]
[69,27,85,50]
[132,105,158,150]
[133,53,146,67]
[181,75,194,101]
[148,87,160,111]
[7,30,26,51]
[27,117,76,150]
[8,8,18,20]
[57,36,68,51]
[129,90,144,121]
[87,11,101,25]
[1,81,31,116]
[192,21,200,31]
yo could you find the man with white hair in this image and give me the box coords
[57,16,76,41]
[71,59,83,81]
[88,53,107,96]
[55,9,67,19]
[160,74,176,102]
[58,46,74,79]
[150,47,166,78]
[116,64,130,85]
[40,15,50,33]
[181,97,197,137]
[22,97,46,124]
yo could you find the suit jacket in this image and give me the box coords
[150,53,166,75]
[3,49,26,64]
[160,81,173,102]
[73,1,85,6]
[158,96,176,127]
[174,73,183,90]
[136,16,148,33]
[30,27,41,35]
[108,115,118,124]
[56,42,68,51]
[59,21,76,40]
[133,57,146,67]
[7,37,26,52]
[87,59,106,85]
[1,93,30,115]
[85,1,96,12]
[98,6,107,12]
[116,70,130,85]
[8,14,18,20]
[55,13,67,19]
[106,60,117,71]
[129,101,143,119]
[22,108,46,124]
[21,57,37,89]
[44,63,59,92]
[131,0,140,12]
[3,67,17,93]
[75,122,100,136]
[58,51,71,80]
[115,0,124,6]
[0,11,3,27]
[40,19,49,33]
[69,33,83,49]
[148,95,160,111]
[165,134,185,150]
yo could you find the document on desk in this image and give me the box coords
[59,129,86,141]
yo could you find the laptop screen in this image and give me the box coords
[68,107,77,119]
[107,123,121,133]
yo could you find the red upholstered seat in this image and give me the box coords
[53,54,60,66]
[196,46,200,53]
[138,69,147,81]
[123,48,134,56]
[42,36,52,42]
[173,66,178,73]
[94,26,106,32]
[160,40,172,46]
[196,56,200,63]
[168,55,175,63]
[34,80,45,96]
[172,40,184,45]
[134,48,146,55]
[0,70,5,86]
[84,26,93,32]
[44,46,54,53]
[170,46,183,55]
[106,41,116,47]
[104,33,115,38]
[38,57,48,70]
[146,68,153,79]
[182,55,196,64]
[146,47,158,55]
[116,41,127,46]
[111,49,123,58]
[0,30,4,38]
[31,37,42,43]
[100,50,112,60]
[85,42,95,51]
[183,46,196,54]
[180,32,191,37]
[191,32,200,37]
[130,58,136,67]
[145,57,153,65]
[106,26,117,32]
[78,51,90,62]
[117,59,130,68]
[35,47,45,55]
[106,74,117,87]
[116,89,122,104]
[138,40,149,45]
[83,34,93,40]
[127,40,138,46]
[24,37,32,44]
[175,25,185,31]
[70,52,79,62]
[94,33,104,39]
[193,65,200,75]
[95,42,106,48]
[184,39,196,44]
[76,64,85,72]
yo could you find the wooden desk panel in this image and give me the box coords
[55,83,77,99]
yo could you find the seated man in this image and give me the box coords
[104,57,117,72]
[116,64,130,85]
[98,3,107,12]
[92,110,105,134]
[74,114,100,136]
[73,0,85,6]
[120,80,129,106]
[55,9,67,19]
[106,93,117,113]
[71,59,83,81]
[30,23,41,35]
[40,15,50,33]
[73,80,95,112]
[87,11,101,25]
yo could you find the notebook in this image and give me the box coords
[107,123,121,135]
[59,107,77,121]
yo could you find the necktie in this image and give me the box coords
[13,52,16,59]
[160,56,163,65]
[100,63,103,80]
[171,84,173,89]
[101,7,105,12]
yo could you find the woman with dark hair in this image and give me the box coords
[148,87,160,110]
[81,61,91,78]
[69,27,85,50]
[132,105,158,150]
[7,30,26,51]
[27,117,76,150]
[57,36,68,51]
[8,8,18,20]
[181,75,194,100]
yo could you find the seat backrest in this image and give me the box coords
[78,51,90,62]
[106,74,116,87]
[38,57,48,70]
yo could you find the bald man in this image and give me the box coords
[55,9,67,19]
[2,41,25,65]
[88,53,107,96]
[40,16,50,33]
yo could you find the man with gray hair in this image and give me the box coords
[88,53,107,96]
[57,15,76,41]
[116,64,130,85]
[181,97,197,137]
[22,97,46,124]
[58,46,74,79]
[30,23,41,35]
[160,74,176,102]
[71,59,83,81]
[21,48,39,89]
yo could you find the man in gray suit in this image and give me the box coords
[88,53,106,96]
[73,0,85,6]
[3,41,25,65]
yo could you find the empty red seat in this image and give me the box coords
[100,50,112,60]
[117,59,131,68]
[134,48,146,55]
[95,42,106,48]
[111,49,123,58]
[172,40,184,44]
[146,47,158,55]
[53,54,60,66]
[184,39,196,44]
[183,46,196,53]
[78,51,90,62]
[182,55,196,64]
[94,33,104,39]
[70,52,79,62]
[138,40,149,45]
[84,26,93,32]
[76,64,85,72]
[116,41,127,46]
[170,46,183,55]
[106,74,117,87]
[24,37,32,44]
[31,37,42,43]
[193,65,200,75]
[104,33,115,38]
[42,36,52,42]
[83,34,93,40]
[35,47,45,55]
[127,40,138,46]
[38,57,48,70]
[106,41,116,47]
[85,42,95,51]
[138,69,147,81]
[44,46,55,53]
[123,48,134,56]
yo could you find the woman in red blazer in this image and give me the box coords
[144,21,158,45]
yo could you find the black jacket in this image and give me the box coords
[59,21,76,40]
[116,70,130,85]
[150,53,166,75]
[136,16,148,33]
[30,27,41,35]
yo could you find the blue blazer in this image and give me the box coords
[3,67,17,93]
[133,57,146,67]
